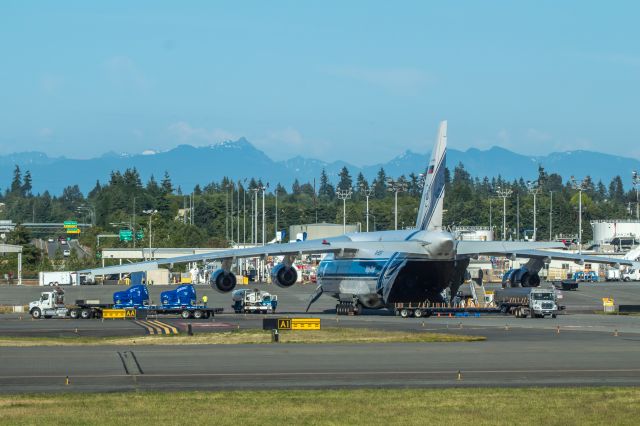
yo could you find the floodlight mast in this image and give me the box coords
[336,189,352,234]
[633,170,639,221]
[527,180,541,241]
[570,176,589,254]
[360,185,374,232]
[387,179,407,230]
[496,186,513,240]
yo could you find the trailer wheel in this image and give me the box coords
[399,308,411,318]
[181,310,191,319]
[414,309,423,318]
[203,312,211,319]
[69,309,80,319]
[80,309,92,319]
[31,308,42,319]
[193,310,204,319]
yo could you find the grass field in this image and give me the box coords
[1,387,639,425]
[0,327,484,346]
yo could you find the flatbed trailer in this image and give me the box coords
[65,302,223,319]
[393,303,501,318]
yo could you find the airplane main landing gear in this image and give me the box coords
[336,301,361,316]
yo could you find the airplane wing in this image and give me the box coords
[456,240,640,268]
[81,239,434,276]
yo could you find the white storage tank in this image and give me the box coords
[590,220,640,245]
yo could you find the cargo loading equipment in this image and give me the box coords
[28,284,222,319]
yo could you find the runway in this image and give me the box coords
[1,282,640,392]
[2,326,640,392]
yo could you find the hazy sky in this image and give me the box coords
[2,1,639,164]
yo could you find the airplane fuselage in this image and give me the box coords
[316,229,462,308]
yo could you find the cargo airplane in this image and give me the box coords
[82,121,640,314]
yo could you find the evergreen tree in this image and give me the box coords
[318,169,335,199]
[10,165,22,194]
[161,171,173,195]
[291,179,302,195]
[337,166,352,191]
[608,176,625,203]
[22,170,32,196]
[356,172,368,193]
[373,167,387,198]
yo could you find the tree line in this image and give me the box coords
[1,163,638,275]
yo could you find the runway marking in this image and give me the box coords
[147,320,179,335]
[135,320,179,335]
[3,368,640,380]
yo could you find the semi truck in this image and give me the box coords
[232,288,278,313]
[28,284,221,319]
[493,287,558,318]
[394,287,559,319]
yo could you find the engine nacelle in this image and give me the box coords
[210,269,237,293]
[271,263,298,288]
[502,267,541,288]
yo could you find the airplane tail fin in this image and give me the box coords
[415,120,447,231]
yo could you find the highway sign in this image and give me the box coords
[119,229,133,241]
[63,220,78,229]
[66,228,81,234]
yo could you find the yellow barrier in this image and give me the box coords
[291,318,321,330]
[102,309,136,319]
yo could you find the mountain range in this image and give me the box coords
[1,138,639,195]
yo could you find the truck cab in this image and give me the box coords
[623,268,640,282]
[528,288,558,318]
[29,290,67,319]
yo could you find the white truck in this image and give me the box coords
[622,268,640,282]
[38,271,76,286]
[232,289,278,314]
[605,268,622,281]
[493,287,558,318]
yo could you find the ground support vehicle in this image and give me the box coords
[232,289,278,313]
[573,271,599,282]
[551,280,579,291]
[29,284,222,319]
[605,269,622,282]
[622,268,640,282]
[493,287,558,318]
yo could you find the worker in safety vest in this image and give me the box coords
[202,295,208,307]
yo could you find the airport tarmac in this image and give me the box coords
[1,282,640,392]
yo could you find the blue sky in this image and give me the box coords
[1,1,639,164]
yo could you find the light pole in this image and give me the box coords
[549,191,554,241]
[526,180,540,241]
[336,189,352,234]
[496,186,512,240]
[360,185,374,232]
[142,209,157,261]
[251,188,259,245]
[387,178,408,230]
[259,183,268,246]
[633,170,639,221]
[570,176,588,254]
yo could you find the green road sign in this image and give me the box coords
[119,229,133,242]
[135,230,144,240]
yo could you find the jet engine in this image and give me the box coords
[271,263,298,288]
[210,269,237,293]
[502,267,541,288]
